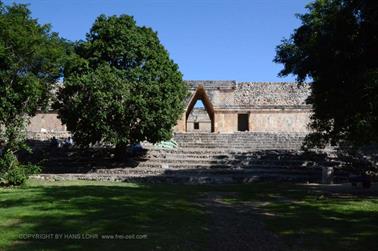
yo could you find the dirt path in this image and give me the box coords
[201,192,287,251]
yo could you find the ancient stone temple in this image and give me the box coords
[32,81,352,184]
[27,80,312,139]
[175,80,311,134]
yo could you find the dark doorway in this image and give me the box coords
[194,122,199,130]
[238,114,249,131]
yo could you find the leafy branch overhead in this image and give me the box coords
[0,1,67,185]
[0,1,67,150]
[275,0,378,148]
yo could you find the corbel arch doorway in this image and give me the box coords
[185,85,215,132]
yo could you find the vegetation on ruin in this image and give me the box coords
[275,0,378,148]
[0,1,67,185]
[56,15,188,149]
[0,180,377,250]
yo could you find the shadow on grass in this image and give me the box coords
[12,141,377,250]
[233,183,378,251]
[1,183,209,251]
[1,182,377,251]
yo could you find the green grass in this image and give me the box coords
[0,180,377,251]
[0,180,209,251]
[228,183,378,251]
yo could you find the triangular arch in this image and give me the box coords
[186,85,214,132]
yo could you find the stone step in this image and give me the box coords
[176,144,302,149]
[94,167,321,175]
[128,163,325,170]
[34,169,352,184]
[46,161,326,171]
[173,138,305,141]
[133,157,335,166]
[173,132,307,137]
[145,151,330,158]
[145,148,309,155]
[173,132,307,151]
[44,162,335,173]
[174,139,305,143]
[144,154,230,159]
[46,153,335,165]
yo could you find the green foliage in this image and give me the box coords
[57,15,188,147]
[0,150,17,176]
[274,0,378,148]
[0,150,40,186]
[4,165,27,186]
[0,1,67,151]
[0,1,64,185]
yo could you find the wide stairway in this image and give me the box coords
[34,133,347,183]
[174,132,307,150]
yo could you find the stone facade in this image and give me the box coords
[27,113,69,140]
[186,108,211,132]
[174,80,312,133]
[234,82,310,107]
[27,80,312,139]
[28,113,66,132]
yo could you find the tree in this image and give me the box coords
[274,0,378,148]
[57,15,187,149]
[0,1,67,184]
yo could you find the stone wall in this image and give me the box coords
[27,131,71,141]
[235,82,310,107]
[212,110,311,133]
[250,110,311,132]
[185,80,236,109]
[27,113,69,140]
[214,112,237,133]
[187,108,211,122]
[27,110,311,136]
[27,81,313,136]
[182,81,312,133]
[186,121,211,132]
[186,108,211,132]
[28,113,66,133]
[184,81,311,110]
[173,113,186,133]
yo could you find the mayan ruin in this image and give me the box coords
[28,80,312,138]
[1,1,377,250]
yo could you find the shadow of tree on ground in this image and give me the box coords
[1,182,378,251]
[1,183,209,251]
[230,183,378,251]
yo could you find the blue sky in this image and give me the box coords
[4,0,312,82]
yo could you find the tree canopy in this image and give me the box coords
[274,0,378,148]
[0,1,67,151]
[57,15,187,148]
[0,1,67,185]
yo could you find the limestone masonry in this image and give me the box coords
[27,80,312,139]
[176,80,311,134]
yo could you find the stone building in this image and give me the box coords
[186,108,212,132]
[27,80,312,138]
[174,80,311,134]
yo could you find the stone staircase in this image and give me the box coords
[173,132,307,150]
[32,133,349,184]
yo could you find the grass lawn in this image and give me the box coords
[228,184,378,251]
[0,180,377,251]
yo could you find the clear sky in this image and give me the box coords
[4,0,312,82]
